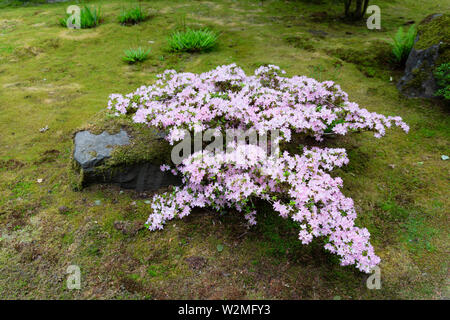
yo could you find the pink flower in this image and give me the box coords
[107,65,410,273]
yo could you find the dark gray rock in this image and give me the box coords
[397,13,448,98]
[397,43,441,98]
[102,162,181,192]
[74,130,130,170]
[420,13,443,24]
[73,129,181,192]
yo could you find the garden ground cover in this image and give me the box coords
[0,0,448,299]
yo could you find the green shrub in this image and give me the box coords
[60,5,102,29]
[434,63,450,100]
[123,47,150,64]
[118,6,148,25]
[168,28,218,53]
[391,25,417,65]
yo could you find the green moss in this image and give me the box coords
[328,40,394,78]
[402,66,431,91]
[416,14,450,66]
[88,150,98,158]
[106,126,171,168]
[67,164,84,191]
[285,35,315,51]
[401,214,438,254]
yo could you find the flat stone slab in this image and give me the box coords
[72,128,181,192]
[74,130,130,170]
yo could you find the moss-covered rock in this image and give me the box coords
[397,13,449,98]
[327,40,394,79]
[416,13,450,66]
[69,110,181,191]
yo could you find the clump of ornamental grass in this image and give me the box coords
[118,5,149,25]
[108,64,410,273]
[168,27,218,53]
[391,25,417,66]
[122,47,150,64]
[60,5,102,29]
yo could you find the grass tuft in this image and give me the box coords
[60,5,102,29]
[122,47,150,64]
[168,28,218,53]
[118,5,149,25]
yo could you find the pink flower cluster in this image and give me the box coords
[107,64,409,273]
[108,64,409,144]
[147,146,379,273]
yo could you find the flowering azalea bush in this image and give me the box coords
[108,64,409,273]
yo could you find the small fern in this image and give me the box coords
[391,25,417,66]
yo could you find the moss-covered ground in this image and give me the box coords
[0,0,449,299]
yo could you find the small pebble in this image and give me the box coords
[94,200,102,206]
